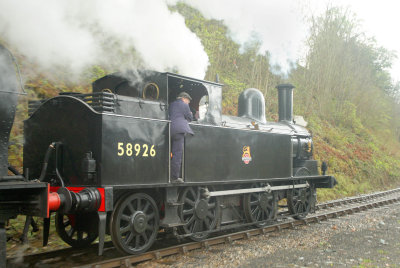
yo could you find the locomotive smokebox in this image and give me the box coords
[276,83,295,123]
[0,45,18,177]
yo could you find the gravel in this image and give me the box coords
[138,202,400,268]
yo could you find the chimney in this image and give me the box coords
[276,84,295,123]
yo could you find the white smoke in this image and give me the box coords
[181,0,308,75]
[0,0,209,79]
[5,0,395,82]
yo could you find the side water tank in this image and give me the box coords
[0,45,18,177]
[238,88,266,124]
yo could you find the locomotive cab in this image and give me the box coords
[91,71,223,125]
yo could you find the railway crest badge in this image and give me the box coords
[242,146,252,164]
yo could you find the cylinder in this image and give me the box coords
[0,45,18,178]
[276,84,295,123]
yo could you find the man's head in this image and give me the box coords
[177,92,192,104]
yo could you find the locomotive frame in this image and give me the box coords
[0,44,336,263]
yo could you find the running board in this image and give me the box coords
[206,183,309,197]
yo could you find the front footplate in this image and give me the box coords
[0,180,49,220]
[307,175,337,188]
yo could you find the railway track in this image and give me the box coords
[7,187,400,268]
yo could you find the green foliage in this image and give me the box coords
[308,114,400,202]
[173,3,281,117]
[291,7,398,133]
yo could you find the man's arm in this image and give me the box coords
[184,103,193,122]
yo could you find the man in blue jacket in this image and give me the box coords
[169,92,194,183]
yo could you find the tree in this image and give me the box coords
[291,7,399,133]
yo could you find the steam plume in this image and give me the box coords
[0,0,209,79]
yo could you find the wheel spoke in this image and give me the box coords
[252,206,260,217]
[147,212,155,220]
[196,188,201,200]
[186,215,195,226]
[256,209,262,220]
[142,232,148,243]
[137,198,142,211]
[67,227,75,238]
[189,188,197,200]
[185,198,195,206]
[142,202,150,213]
[298,202,304,213]
[206,211,215,219]
[127,203,135,214]
[121,214,131,222]
[125,232,134,244]
[63,220,70,227]
[301,202,306,212]
[183,208,194,215]
[135,235,140,248]
[191,219,199,232]
[120,225,130,235]
[202,220,206,230]
[265,207,274,215]
[250,200,259,206]
[204,218,211,229]
[294,202,301,213]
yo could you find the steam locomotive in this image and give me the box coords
[0,45,336,264]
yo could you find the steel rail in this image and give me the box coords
[316,187,400,209]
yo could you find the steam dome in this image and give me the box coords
[238,88,266,124]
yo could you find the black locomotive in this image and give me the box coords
[0,45,336,263]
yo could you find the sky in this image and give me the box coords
[312,0,400,82]
[186,0,400,82]
[0,0,399,82]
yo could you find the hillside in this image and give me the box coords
[5,3,400,202]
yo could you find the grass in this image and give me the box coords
[309,116,400,202]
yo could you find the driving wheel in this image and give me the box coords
[55,212,98,248]
[178,187,220,241]
[110,193,159,254]
[287,183,315,219]
[244,185,277,227]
